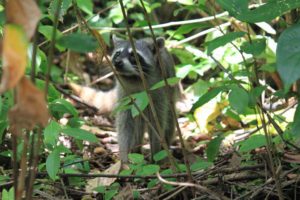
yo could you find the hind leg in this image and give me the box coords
[117,111,144,163]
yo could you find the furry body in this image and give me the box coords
[111,37,176,162]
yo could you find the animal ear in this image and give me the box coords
[112,35,124,46]
[156,37,165,49]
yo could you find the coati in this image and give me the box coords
[111,36,176,162]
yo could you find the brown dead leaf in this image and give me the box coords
[86,161,121,193]
[6,0,41,39]
[9,77,49,135]
[0,25,28,93]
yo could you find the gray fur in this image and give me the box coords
[112,36,176,163]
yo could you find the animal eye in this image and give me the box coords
[115,51,121,57]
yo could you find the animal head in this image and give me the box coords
[111,36,165,78]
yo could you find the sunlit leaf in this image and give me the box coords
[0,25,28,93]
[206,32,246,55]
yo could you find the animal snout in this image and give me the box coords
[114,59,124,69]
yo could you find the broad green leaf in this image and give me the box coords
[1,187,14,200]
[206,136,224,162]
[206,32,246,54]
[131,92,149,117]
[292,104,300,137]
[241,39,266,56]
[76,0,93,16]
[57,33,98,53]
[35,79,60,102]
[49,99,78,119]
[44,121,61,147]
[229,86,249,114]
[105,189,118,200]
[216,0,248,17]
[191,160,213,171]
[0,121,8,144]
[276,23,300,87]
[139,164,160,176]
[128,153,144,164]
[217,0,300,23]
[239,134,266,152]
[46,148,60,180]
[239,0,300,23]
[150,77,180,90]
[62,128,98,142]
[94,186,106,193]
[48,0,72,21]
[38,25,64,51]
[191,86,226,111]
[249,86,266,108]
[153,150,168,162]
[119,169,133,176]
[38,25,63,42]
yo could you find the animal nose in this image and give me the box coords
[114,59,123,68]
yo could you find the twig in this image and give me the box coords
[156,172,229,200]
[92,12,229,31]
[45,0,62,96]
[54,85,99,113]
[169,22,231,47]
[88,72,114,86]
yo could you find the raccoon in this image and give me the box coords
[111,36,176,162]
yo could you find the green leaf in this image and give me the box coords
[35,79,60,102]
[153,150,168,162]
[150,77,180,90]
[44,121,61,147]
[48,0,72,21]
[38,25,63,40]
[49,99,78,119]
[191,160,213,171]
[128,153,144,164]
[131,92,149,117]
[94,186,106,193]
[0,121,8,144]
[249,86,266,108]
[119,169,133,176]
[206,32,246,54]
[1,187,14,200]
[276,23,300,87]
[62,128,98,142]
[217,0,300,23]
[239,134,266,152]
[216,0,248,18]
[76,0,93,15]
[104,189,118,200]
[292,104,300,137]
[140,164,160,176]
[38,25,65,51]
[241,39,266,56]
[191,86,226,111]
[57,33,98,53]
[206,136,224,162]
[46,148,60,180]
[229,86,249,114]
